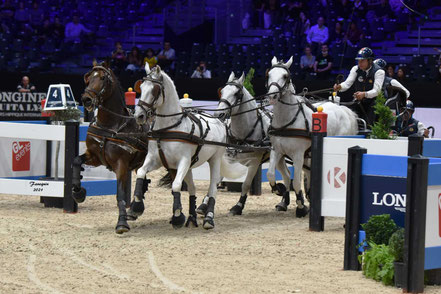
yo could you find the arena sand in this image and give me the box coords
[0,169,440,294]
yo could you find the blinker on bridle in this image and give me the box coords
[136,73,165,117]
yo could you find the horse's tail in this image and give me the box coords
[220,156,246,179]
[158,171,173,188]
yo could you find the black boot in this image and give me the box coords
[203,197,216,230]
[196,195,209,216]
[229,194,247,216]
[295,190,309,218]
[275,191,290,211]
[170,191,186,228]
[185,195,198,227]
[271,183,286,196]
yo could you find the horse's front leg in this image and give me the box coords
[267,150,287,196]
[229,156,262,216]
[184,171,198,227]
[275,157,292,212]
[130,154,161,219]
[170,157,191,229]
[115,166,132,234]
[288,150,309,218]
[203,150,223,230]
[72,150,100,204]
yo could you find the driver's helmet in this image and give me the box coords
[373,58,387,69]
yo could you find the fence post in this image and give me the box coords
[63,121,79,213]
[250,164,262,195]
[403,155,429,293]
[407,134,424,156]
[309,106,327,231]
[343,146,367,271]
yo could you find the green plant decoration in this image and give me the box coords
[362,214,398,245]
[243,67,255,96]
[359,242,395,286]
[50,107,82,122]
[370,91,396,139]
[389,228,405,262]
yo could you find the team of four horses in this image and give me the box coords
[72,56,360,234]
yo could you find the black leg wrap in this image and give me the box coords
[275,191,290,211]
[115,201,130,234]
[170,192,185,228]
[127,200,145,220]
[290,179,295,191]
[271,183,287,196]
[196,195,209,216]
[72,156,86,203]
[185,195,198,227]
[295,190,309,218]
[229,194,247,216]
[203,197,216,230]
[134,178,147,199]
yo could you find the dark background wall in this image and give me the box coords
[1,72,441,108]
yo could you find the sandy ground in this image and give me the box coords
[0,169,440,294]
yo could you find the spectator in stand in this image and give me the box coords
[126,46,143,72]
[263,0,281,29]
[29,1,44,30]
[111,41,126,73]
[52,16,64,44]
[64,14,92,43]
[307,17,328,55]
[345,22,362,46]
[297,11,310,39]
[38,18,53,42]
[396,67,407,85]
[191,61,211,79]
[157,41,176,73]
[386,64,395,78]
[329,21,345,45]
[14,2,28,24]
[300,46,315,79]
[143,48,157,69]
[314,44,333,80]
[353,0,368,19]
[17,76,35,93]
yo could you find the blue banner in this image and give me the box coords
[360,175,407,227]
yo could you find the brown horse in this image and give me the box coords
[71,61,150,234]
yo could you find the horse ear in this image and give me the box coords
[84,72,91,84]
[145,62,151,74]
[92,59,97,67]
[134,80,143,94]
[217,87,222,99]
[285,56,293,68]
[271,56,277,66]
[227,71,235,83]
[238,72,245,84]
[155,65,162,75]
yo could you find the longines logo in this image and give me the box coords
[372,192,406,212]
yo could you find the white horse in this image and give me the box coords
[133,64,241,229]
[213,71,292,215]
[266,56,358,216]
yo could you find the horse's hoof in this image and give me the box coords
[170,211,186,229]
[72,187,86,203]
[115,222,130,234]
[196,203,208,216]
[229,204,243,216]
[185,214,198,228]
[271,183,286,196]
[130,201,145,216]
[296,205,309,218]
[275,202,288,212]
[203,217,215,230]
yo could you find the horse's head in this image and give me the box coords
[82,60,114,112]
[215,71,245,121]
[266,56,293,105]
[134,63,164,125]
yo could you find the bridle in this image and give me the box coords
[136,73,165,117]
[218,80,244,119]
[82,66,114,109]
[266,63,294,103]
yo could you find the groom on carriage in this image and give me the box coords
[333,47,385,127]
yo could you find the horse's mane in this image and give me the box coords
[160,70,179,102]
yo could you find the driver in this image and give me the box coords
[392,100,429,137]
[333,47,385,126]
